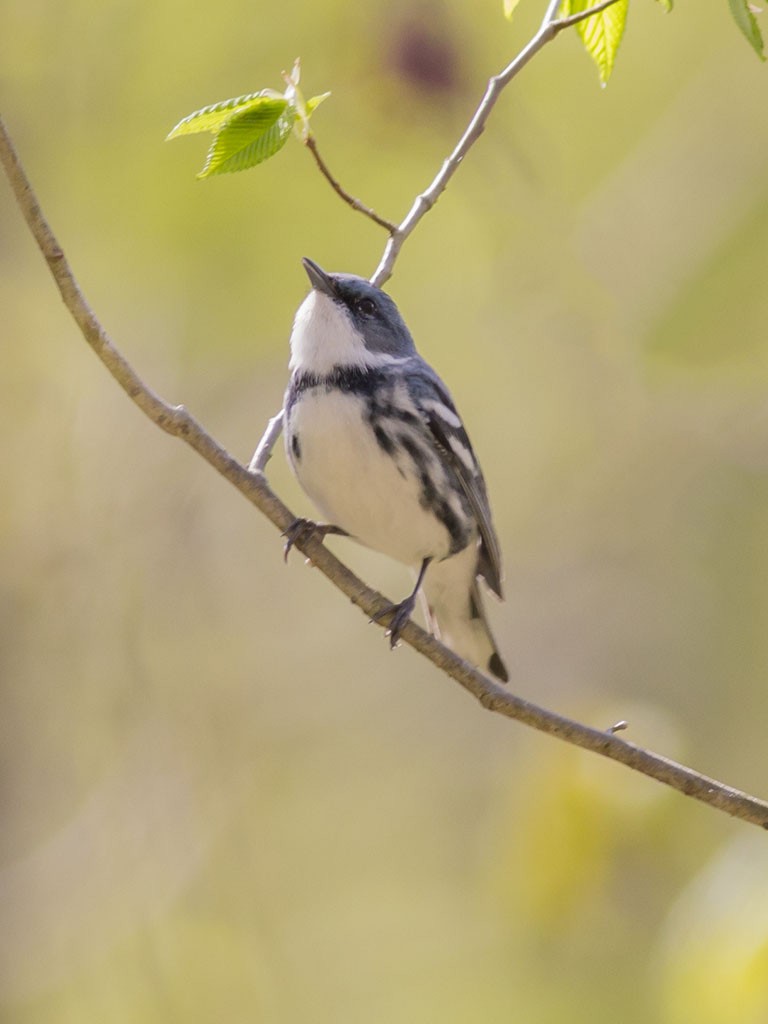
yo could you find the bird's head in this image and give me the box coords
[289,257,416,374]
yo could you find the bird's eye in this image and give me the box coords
[355,298,377,317]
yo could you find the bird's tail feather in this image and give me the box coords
[420,546,508,683]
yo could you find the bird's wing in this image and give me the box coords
[410,366,504,599]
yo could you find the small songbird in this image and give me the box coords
[282,258,508,683]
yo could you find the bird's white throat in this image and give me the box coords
[289,291,368,375]
[289,290,409,376]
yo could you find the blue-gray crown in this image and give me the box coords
[302,257,417,358]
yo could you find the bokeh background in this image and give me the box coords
[2,1,768,1021]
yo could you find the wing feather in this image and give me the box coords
[409,366,503,598]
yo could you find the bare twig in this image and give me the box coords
[3,113,768,831]
[248,409,285,472]
[556,0,626,31]
[305,135,398,234]
[607,719,629,734]
[371,0,625,285]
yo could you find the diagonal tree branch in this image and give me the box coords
[371,0,625,285]
[3,113,768,830]
[297,0,626,281]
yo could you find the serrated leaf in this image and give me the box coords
[562,0,629,84]
[306,92,331,116]
[728,0,766,60]
[198,104,297,178]
[503,0,523,19]
[166,92,284,139]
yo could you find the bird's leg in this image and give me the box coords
[282,517,349,562]
[373,557,432,649]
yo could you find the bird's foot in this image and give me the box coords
[282,518,347,562]
[370,558,431,649]
[371,593,418,649]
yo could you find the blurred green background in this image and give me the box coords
[2,1,768,1021]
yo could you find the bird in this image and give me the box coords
[281,257,508,683]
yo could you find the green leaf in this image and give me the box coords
[198,104,297,178]
[728,0,766,60]
[656,0,673,11]
[168,63,331,178]
[166,92,283,139]
[306,92,331,117]
[503,0,524,19]
[562,0,629,84]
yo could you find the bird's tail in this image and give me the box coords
[420,545,508,683]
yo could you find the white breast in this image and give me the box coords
[285,389,453,567]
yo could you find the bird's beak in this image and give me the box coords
[302,257,337,298]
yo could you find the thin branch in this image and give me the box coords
[3,113,768,831]
[555,0,626,31]
[304,134,398,234]
[371,0,625,286]
[248,409,284,472]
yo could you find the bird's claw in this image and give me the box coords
[282,518,318,562]
[371,596,416,649]
[282,518,346,562]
